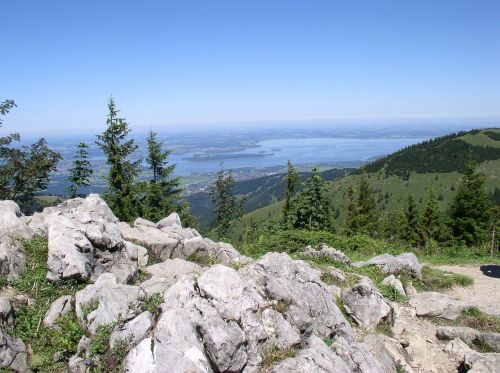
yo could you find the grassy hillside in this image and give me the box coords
[230,128,500,242]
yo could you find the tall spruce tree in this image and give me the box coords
[404,194,420,245]
[356,175,377,234]
[209,169,245,239]
[293,167,333,231]
[282,160,300,227]
[449,161,491,246]
[66,142,94,198]
[420,189,446,245]
[96,97,141,221]
[143,128,183,222]
[344,184,358,235]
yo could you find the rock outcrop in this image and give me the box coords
[1,195,499,372]
[341,277,394,330]
[409,291,467,320]
[300,244,351,264]
[352,252,422,279]
[0,200,33,281]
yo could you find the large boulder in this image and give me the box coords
[409,292,466,320]
[75,273,144,333]
[28,195,140,283]
[352,253,422,279]
[341,277,394,330]
[300,244,351,265]
[437,326,500,352]
[0,200,33,281]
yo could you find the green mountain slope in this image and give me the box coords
[231,128,500,241]
[186,168,353,227]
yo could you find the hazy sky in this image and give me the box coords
[2,0,500,134]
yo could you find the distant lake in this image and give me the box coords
[172,137,427,175]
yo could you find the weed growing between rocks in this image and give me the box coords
[274,300,290,314]
[88,323,130,373]
[323,338,334,346]
[261,345,297,367]
[335,297,354,324]
[187,252,220,267]
[9,237,86,370]
[140,293,163,317]
[82,298,99,318]
[431,307,500,333]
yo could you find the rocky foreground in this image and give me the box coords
[0,195,499,372]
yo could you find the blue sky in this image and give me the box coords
[2,0,500,134]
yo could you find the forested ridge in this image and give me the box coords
[360,129,500,176]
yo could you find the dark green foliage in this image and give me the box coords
[209,169,246,239]
[11,237,85,370]
[420,189,448,246]
[0,99,62,212]
[140,294,164,317]
[492,187,500,206]
[281,160,300,228]
[344,185,358,235]
[67,142,94,198]
[344,175,378,235]
[360,130,500,176]
[449,161,491,246]
[293,168,333,231]
[403,195,420,245]
[96,97,141,221]
[142,128,184,222]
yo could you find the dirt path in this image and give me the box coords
[436,265,500,316]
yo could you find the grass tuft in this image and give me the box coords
[140,293,163,317]
[261,346,297,367]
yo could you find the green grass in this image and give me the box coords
[410,266,473,292]
[261,346,297,367]
[10,237,86,370]
[431,307,500,333]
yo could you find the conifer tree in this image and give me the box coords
[96,97,141,221]
[282,160,300,227]
[0,99,61,212]
[344,184,358,235]
[420,189,445,245]
[449,161,491,245]
[293,167,333,231]
[66,142,94,198]
[142,128,183,222]
[404,194,420,245]
[356,175,377,234]
[209,169,245,239]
